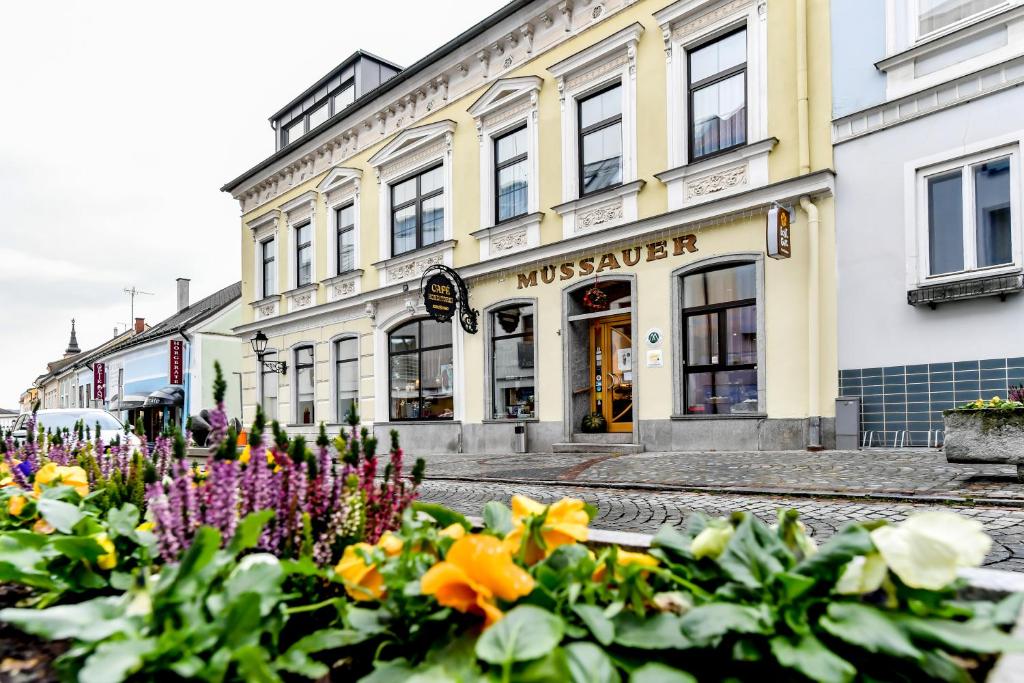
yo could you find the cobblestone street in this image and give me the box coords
[417,448,1024,502]
[417,479,1024,572]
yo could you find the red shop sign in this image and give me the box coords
[169,340,184,385]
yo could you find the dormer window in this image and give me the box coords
[279,82,357,147]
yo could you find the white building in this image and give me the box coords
[832,0,1024,446]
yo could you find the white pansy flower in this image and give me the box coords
[691,524,734,560]
[835,552,887,595]
[869,511,991,591]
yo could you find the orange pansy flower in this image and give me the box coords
[334,532,403,601]
[421,534,535,627]
[504,495,590,564]
[592,548,659,581]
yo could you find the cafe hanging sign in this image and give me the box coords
[421,264,479,334]
[766,205,791,260]
[516,233,698,289]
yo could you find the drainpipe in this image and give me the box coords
[800,195,822,450]
[796,0,811,175]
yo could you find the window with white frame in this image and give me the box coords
[579,83,623,195]
[688,28,747,161]
[261,237,277,297]
[295,346,315,424]
[260,350,279,418]
[336,204,356,274]
[335,337,359,423]
[391,165,444,256]
[920,148,1017,278]
[917,0,1006,37]
[495,126,529,222]
[295,221,313,287]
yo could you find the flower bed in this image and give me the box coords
[0,367,1021,681]
[944,394,1024,481]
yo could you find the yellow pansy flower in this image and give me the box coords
[440,523,466,540]
[7,494,27,517]
[504,495,590,564]
[33,463,89,498]
[135,521,155,533]
[421,534,535,628]
[592,548,659,582]
[94,533,117,570]
[334,532,404,602]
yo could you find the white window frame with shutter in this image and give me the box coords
[248,211,281,321]
[905,133,1023,289]
[281,191,318,314]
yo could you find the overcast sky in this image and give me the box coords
[0,0,507,408]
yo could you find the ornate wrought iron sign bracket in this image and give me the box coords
[420,264,479,334]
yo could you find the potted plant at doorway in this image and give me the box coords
[944,391,1024,482]
[581,411,606,433]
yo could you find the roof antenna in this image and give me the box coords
[123,286,154,325]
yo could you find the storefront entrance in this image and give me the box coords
[590,314,633,432]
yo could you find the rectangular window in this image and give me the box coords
[489,304,535,420]
[494,126,529,222]
[389,319,454,420]
[284,118,305,146]
[682,263,758,415]
[688,29,747,161]
[335,337,359,423]
[295,346,315,424]
[261,237,277,297]
[924,153,1013,277]
[918,0,1004,36]
[260,351,279,418]
[331,85,354,113]
[295,222,312,287]
[391,165,444,256]
[578,84,623,195]
[336,204,355,274]
[308,102,329,130]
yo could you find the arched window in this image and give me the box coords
[260,350,279,418]
[335,337,359,423]
[389,319,453,421]
[681,263,758,415]
[295,345,315,424]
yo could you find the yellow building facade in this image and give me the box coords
[223,0,836,453]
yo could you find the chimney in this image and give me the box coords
[176,278,190,312]
[134,317,145,334]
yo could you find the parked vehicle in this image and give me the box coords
[10,409,143,450]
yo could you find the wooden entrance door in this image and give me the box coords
[590,314,633,432]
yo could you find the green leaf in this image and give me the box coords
[515,648,571,683]
[106,504,140,539]
[573,603,614,646]
[565,642,620,683]
[717,514,786,588]
[50,536,106,564]
[679,604,771,646]
[483,501,513,536]
[169,526,221,592]
[412,501,472,530]
[475,605,564,665]
[993,592,1024,626]
[79,637,157,683]
[0,597,132,642]
[233,644,283,683]
[629,662,697,683]
[819,603,923,661]
[796,524,875,580]
[770,634,856,683]
[37,498,83,534]
[229,510,275,554]
[650,525,692,558]
[612,612,688,650]
[347,606,389,634]
[225,554,285,615]
[896,614,1024,653]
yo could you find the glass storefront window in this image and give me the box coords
[489,304,535,419]
[261,350,278,418]
[389,319,454,420]
[682,263,758,415]
[336,337,358,423]
[295,346,315,424]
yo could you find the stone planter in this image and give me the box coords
[944,409,1024,482]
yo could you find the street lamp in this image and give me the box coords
[250,331,287,375]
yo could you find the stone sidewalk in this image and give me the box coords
[417,448,1024,504]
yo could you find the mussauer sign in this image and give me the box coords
[516,233,698,289]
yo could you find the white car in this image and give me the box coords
[10,409,143,451]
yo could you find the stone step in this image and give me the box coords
[571,432,634,444]
[552,441,645,454]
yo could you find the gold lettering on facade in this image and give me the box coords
[515,234,699,289]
